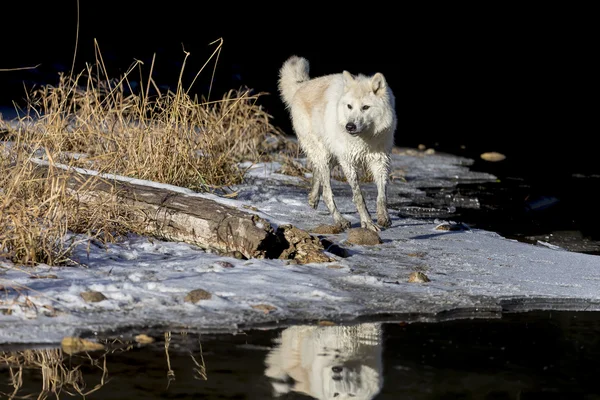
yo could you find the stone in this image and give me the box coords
[80,291,107,303]
[184,289,212,303]
[277,225,334,264]
[346,228,382,245]
[134,334,155,344]
[251,304,277,314]
[215,261,235,268]
[311,224,344,234]
[408,271,431,283]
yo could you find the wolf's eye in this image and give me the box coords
[362,105,370,110]
[347,104,353,110]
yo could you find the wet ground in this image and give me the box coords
[394,148,600,256]
[2,310,599,399]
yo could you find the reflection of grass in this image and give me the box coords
[0,38,296,268]
[164,331,208,387]
[0,347,108,399]
[190,339,208,381]
[0,332,209,398]
[165,331,176,388]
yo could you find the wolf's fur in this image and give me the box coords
[278,56,397,231]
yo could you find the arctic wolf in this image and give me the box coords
[278,56,397,231]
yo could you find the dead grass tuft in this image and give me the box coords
[0,39,295,267]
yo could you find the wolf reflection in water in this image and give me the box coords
[265,323,383,400]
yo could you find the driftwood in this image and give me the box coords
[31,161,334,263]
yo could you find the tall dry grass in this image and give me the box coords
[0,39,295,266]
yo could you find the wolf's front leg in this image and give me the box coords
[340,161,379,232]
[314,165,351,229]
[368,153,391,228]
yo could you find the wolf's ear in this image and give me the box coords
[371,73,387,95]
[342,70,355,85]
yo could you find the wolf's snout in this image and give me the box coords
[345,122,357,134]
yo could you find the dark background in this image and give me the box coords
[0,2,596,177]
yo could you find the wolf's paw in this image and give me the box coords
[335,218,352,231]
[377,216,392,229]
[362,220,381,232]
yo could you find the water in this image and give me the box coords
[394,146,600,256]
[1,311,599,399]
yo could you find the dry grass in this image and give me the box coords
[0,152,135,266]
[0,39,296,267]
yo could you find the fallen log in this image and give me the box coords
[30,159,334,263]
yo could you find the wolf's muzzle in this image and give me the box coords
[345,122,358,135]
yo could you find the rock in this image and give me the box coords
[408,271,431,283]
[346,228,382,245]
[277,225,334,264]
[215,261,235,268]
[134,334,155,344]
[406,252,427,258]
[185,289,212,303]
[435,222,470,231]
[251,304,277,314]
[480,151,506,162]
[80,291,107,303]
[311,224,344,234]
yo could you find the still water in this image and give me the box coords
[1,310,599,399]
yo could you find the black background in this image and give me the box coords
[1,2,596,177]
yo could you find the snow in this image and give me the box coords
[1,148,599,344]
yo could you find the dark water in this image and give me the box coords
[395,145,600,256]
[2,311,599,399]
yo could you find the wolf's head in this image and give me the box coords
[318,361,382,400]
[338,71,396,137]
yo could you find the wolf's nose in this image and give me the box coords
[345,122,357,133]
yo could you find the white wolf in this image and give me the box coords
[278,56,397,231]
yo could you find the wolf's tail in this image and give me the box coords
[278,56,310,108]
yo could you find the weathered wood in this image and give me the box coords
[70,172,280,259]
[30,161,334,263]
